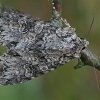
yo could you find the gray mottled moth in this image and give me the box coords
[0,0,99,85]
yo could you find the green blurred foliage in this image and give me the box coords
[0,0,100,100]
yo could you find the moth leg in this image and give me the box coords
[74,59,85,69]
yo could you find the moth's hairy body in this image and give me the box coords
[0,3,88,85]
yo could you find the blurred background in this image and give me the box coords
[0,0,100,100]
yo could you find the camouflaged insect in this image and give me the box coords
[0,1,88,85]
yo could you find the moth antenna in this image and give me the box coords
[94,64,99,90]
[86,0,99,90]
[86,0,99,38]
[87,48,99,90]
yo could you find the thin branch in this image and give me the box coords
[52,0,62,17]
[50,0,71,27]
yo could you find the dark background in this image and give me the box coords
[0,0,100,100]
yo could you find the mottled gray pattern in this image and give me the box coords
[0,3,88,85]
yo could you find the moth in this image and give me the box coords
[0,0,97,85]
